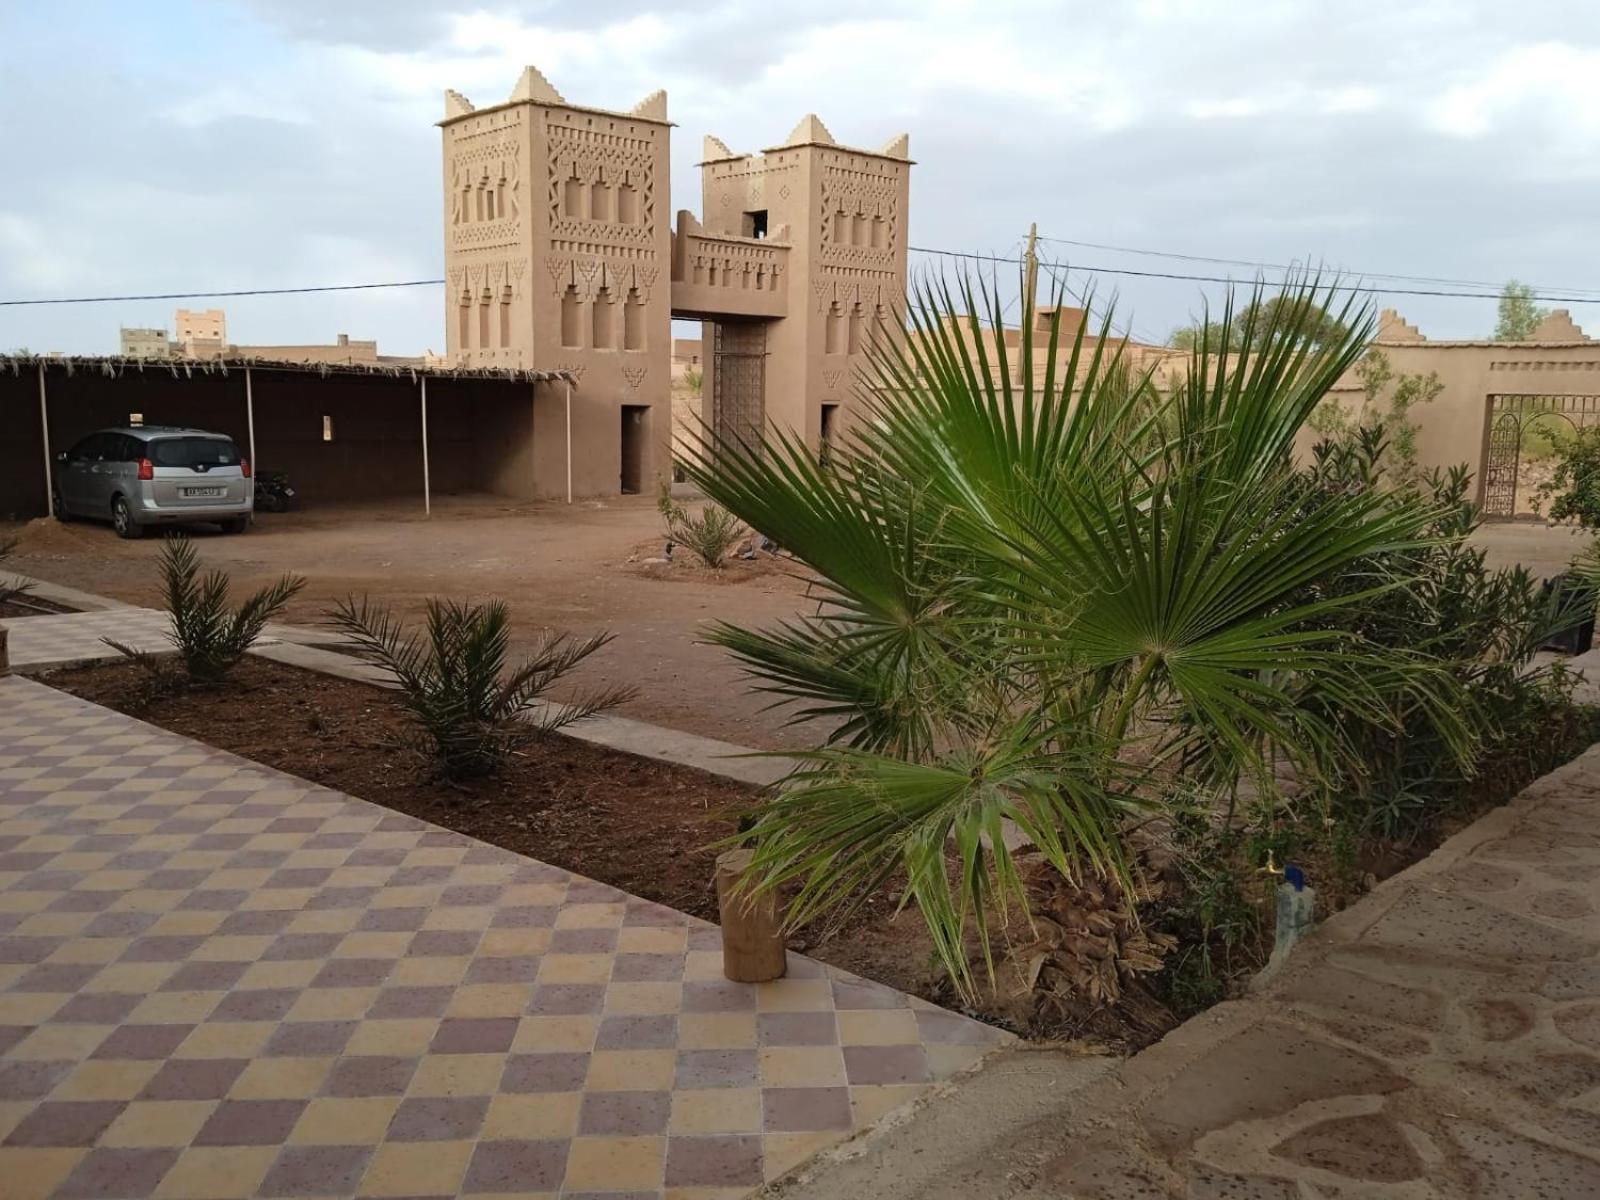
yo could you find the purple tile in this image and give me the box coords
[464,956,540,985]
[176,889,249,912]
[310,958,392,989]
[387,865,452,887]
[194,1099,308,1146]
[160,960,250,991]
[119,935,205,963]
[356,907,429,933]
[843,1044,929,1085]
[762,1086,853,1131]
[566,880,624,904]
[260,1144,374,1197]
[462,1139,569,1193]
[92,1024,196,1061]
[54,993,145,1025]
[13,962,102,992]
[369,986,454,1019]
[663,1133,764,1188]
[260,933,346,961]
[0,1026,28,1056]
[675,1049,759,1090]
[139,1058,249,1100]
[596,1014,676,1050]
[213,989,299,1022]
[622,901,688,928]
[263,1021,358,1057]
[682,981,757,1013]
[385,1096,489,1142]
[915,1008,1005,1045]
[0,1060,73,1099]
[3,1100,126,1147]
[612,953,683,983]
[84,912,158,939]
[216,910,296,936]
[579,1090,670,1135]
[527,984,605,1015]
[429,1017,518,1055]
[548,928,617,954]
[305,886,378,911]
[758,1012,838,1046]
[831,978,910,1010]
[500,1052,590,1094]
[54,1146,180,1199]
[48,891,119,914]
[438,884,504,907]
[490,905,558,929]
[406,930,478,957]
[0,935,64,963]
[322,1056,418,1098]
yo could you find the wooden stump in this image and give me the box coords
[715,848,786,983]
[0,626,9,678]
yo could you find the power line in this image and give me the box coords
[0,280,445,307]
[1033,233,1600,300]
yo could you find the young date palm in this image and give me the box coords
[682,272,1464,1004]
[328,596,633,780]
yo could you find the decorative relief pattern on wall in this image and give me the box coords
[621,364,648,389]
[543,256,659,300]
[545,116,659,261]
[447,112,525,254]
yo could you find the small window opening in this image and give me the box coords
[742,209,768,239]
[322,415,334,442]
[129,412,144,426]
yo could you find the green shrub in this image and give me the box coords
[327,596,632,780]
[1539,425,1600,527]
[109,536,303,686]
[657,479,744,568]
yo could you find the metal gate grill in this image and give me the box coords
[1482,393,1600,518]
[712,322,766,451]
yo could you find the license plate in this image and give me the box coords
[182,487,223,498]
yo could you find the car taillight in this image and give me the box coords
[137,459,154,481]
[241,459,252,479]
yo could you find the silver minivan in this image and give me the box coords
[52,426,253,538]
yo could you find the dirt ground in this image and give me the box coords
[5,499,1594,751]
[1,494,824,751]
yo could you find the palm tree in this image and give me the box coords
[681,273,1462,1004]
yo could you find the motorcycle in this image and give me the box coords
[253,470,296,513]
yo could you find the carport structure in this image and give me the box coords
[0,355,578,521]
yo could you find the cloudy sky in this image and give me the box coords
[4,0,1599,355]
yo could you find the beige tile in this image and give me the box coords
[406,1053,505,1097]
[155,1147,278,1198]
[285,987,378,1021]
[849,1083,923,1127]
[760,1046,847,1088]
[664,1188,752,1200]
[836,1009,921,1046]
[188,935,272,962]
[502,883,565,907]
[479,928,550,957]
[127,991,222,1025]
[284,908,362,934]
[0,1147,84,1200]
[368,885,439,909]
[0,1101,33,1143]
[82,961,177,993]
[50,1060,161,1101]
[101,1101,215,1148]
[676,1013,757,1050]
[335,932,411,959]
[616,926,689,955]
[764,1131,841,1182]
[228,1057,334,1100]
[927,1042,990,1078]
[345,1018,440,1057]
[755,977,834,1013]
[360,1140,473,1197]
[41,938,123,965]
[481,1092,581,1139]
[446,984,532,1018]
[288,1097,399,1144]
[13,1023,114,1062]
[669,1087,762,1134]
[682,950,727,981]
[563,1136,664,1191]
[605,983,682,1015]
[553,902,626,930]
[421,905,495,931]
[584,1049,675,1091]
[0,992,67,1024]
[535,954,613,984]
[146,911,227,937]
[175,1022,274,1059]
[14,912,94,937]
[513,1016,598,1053]
[237,959,320,990]
[388,956,471,986]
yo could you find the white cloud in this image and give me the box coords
[1426,41,1600,141]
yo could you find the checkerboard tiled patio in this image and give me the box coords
[1,609,283,671]
[0,676,1008,1198]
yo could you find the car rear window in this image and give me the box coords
[147,437,241,468]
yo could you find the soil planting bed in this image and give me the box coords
[0,595,77,618]
[43,655,957,1014]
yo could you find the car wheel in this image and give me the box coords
[221,517,249,535]
[51,487,71,522]
[111,497,143,540]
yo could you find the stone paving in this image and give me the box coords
[775,742,1600,1199]
[0,676,1007,1199]
[0,609,282,671]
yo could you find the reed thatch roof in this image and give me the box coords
[0,354,577,386]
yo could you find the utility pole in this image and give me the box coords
[1023,222,1039,318]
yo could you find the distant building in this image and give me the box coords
[175,308,227,357]
[118,327,172,359]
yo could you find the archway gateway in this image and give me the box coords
[1480,393,1600,519]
